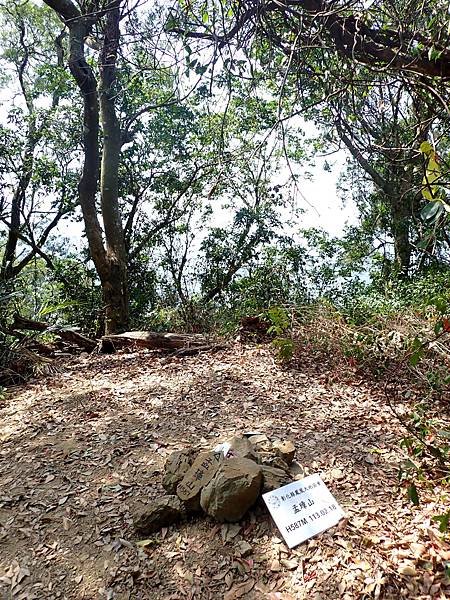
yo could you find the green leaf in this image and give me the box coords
[432,512,450,533]
[420,201,443,222]
[420,141,433,155]
[407,483,420,506]
[38,299,81,317]
[402,458,421,472]
[444,561,450,578]
[434,320,443,336]
[409,350,422,367]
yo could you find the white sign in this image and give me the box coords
[262,474,344,548]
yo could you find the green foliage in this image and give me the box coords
[271,336,295,362]
[339,267,450,326]
[267,306,291,335]
[407,483,420,506]
[47,259,102,336]
[266,306,295,362]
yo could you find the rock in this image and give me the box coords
[177,451,223,511]
[330,468,344,481]
[272,457,291,471]
[134,495,184,534]
[162,448,198,494]
[261,465,292,493]
[272,440,295,465]
[225,436,259,461]
[200,458,262,522]
[248,433,271,451]
[261,455,290,472]
[289,460,304,478]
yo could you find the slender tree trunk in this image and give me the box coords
[390,198,411,276]
[1,18,36,282]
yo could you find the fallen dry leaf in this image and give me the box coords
[224,578,255,599]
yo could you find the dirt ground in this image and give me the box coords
[0,344,449,599]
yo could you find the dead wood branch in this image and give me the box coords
[12,313,97,352]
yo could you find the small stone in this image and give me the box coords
[289,461,305,478]
[235,540,253,557]
[272,440,295,465]
[331,468,344,481]
[200,458,262,522]
[134,495,184,535]
[261,465,292,492]
[225,436,259,461]
[162,448,198,494]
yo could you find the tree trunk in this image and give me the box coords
[389,165,414,277]
[98,0,129,333]
[0,136,34,280]
[1,20,37,282]
[43,0,129,334]
[101,330,208,350]
[390,201,411,276]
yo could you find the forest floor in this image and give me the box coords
[0,343,449,600]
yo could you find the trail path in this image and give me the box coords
[0,345,449,599]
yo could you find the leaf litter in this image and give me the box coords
[0,344,449,599]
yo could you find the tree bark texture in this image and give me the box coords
[98,0,129,334]
[101,331,208,350]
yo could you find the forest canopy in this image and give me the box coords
[0,0,449,339]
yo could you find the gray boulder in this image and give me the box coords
[134,495,184,534]
[200,458,262,522]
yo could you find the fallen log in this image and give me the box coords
[12,313,97,352]
[101,331,208,352]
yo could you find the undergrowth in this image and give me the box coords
[267,301,450,533]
